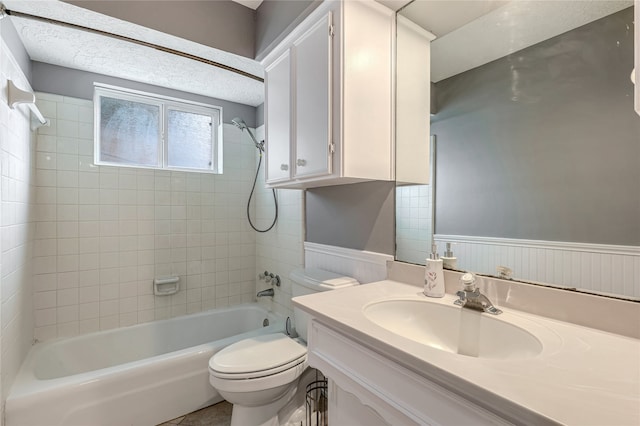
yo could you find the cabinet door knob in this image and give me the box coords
[297,159,307,167]
[280,164,289,171]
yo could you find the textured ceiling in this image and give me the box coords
[5,0,265,106]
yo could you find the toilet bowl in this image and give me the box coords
[208,268,359,426]
[209,333,307,426]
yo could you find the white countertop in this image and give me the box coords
[293,280,640,425]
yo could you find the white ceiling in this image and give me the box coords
[5,0,265,107]
[400,0,634,82]
[400,0,509,37]
[231,0,264,10]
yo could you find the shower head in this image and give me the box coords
[231,117,264,152]
[231,117,248,131]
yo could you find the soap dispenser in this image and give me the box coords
[424,243,445,298]
[441,242,458,270]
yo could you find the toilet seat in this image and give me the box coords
[209,333,307,380]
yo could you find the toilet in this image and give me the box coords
[208,268,359,426]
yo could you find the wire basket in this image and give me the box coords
[306,370,328,426]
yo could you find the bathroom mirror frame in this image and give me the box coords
[395,0,640,301]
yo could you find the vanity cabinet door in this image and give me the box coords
[292,12,333,179]
[328,380,390,426]
[264,50,292,183]
[308,320,513,426]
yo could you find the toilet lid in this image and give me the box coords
[210,333,306,375]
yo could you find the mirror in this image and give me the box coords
[396,0,639,300]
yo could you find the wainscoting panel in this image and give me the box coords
[304,242,393,284]
[434,235,640,299]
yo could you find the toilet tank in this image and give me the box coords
[289,268,359,342]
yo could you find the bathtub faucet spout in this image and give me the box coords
[257,288,274,297]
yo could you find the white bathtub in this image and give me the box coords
[6,304,284,426]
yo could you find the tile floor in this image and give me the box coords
[157,401,232,426]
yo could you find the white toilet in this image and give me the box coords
[208,268,359,426]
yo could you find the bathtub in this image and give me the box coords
[6,304,284,426]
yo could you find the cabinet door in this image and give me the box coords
[396,16,435,185]
[293,12,333,179]
[329,380,391,426]
[635,0,639,116]
[265,50,292,183]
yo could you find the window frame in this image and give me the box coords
[94,83,223,174]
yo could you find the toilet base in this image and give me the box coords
[229,384,298,426]
[227,368,318,426]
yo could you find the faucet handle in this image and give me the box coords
[460,273,476,291]
[454,290,466,307]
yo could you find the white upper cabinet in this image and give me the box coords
[261,0,395,189]
[264,50,291,183]
[395,16,435,185]
[293,12,333,179]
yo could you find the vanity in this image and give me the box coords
[292,267,640,425]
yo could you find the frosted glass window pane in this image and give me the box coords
[99,97,160,167]
[167,109,214,170]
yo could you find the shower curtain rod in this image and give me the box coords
[0,6,264,83]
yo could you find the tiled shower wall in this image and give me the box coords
[253,127,305,317]
[33,93,259,341]
[395,184,432,265]
[0,41,35,411]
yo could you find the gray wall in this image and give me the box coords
[432,8,640,246]
[255,0,319,61]
[306,181,396,255]
[32,62,258,127]
[64,1,256,58]
[1,16,31,81]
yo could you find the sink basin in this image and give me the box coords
[363,299,543,359]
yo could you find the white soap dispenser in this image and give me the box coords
[424,243,445,298]
[441,242,458,270]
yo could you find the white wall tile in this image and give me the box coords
[32,96,267,341]
[57,103,79,122]
[56,120,79,138]
[396,184,433,265]
[253,125,305,317]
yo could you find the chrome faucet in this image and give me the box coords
[454,273,502,315]
[256,288,274,297]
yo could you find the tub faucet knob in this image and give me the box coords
[271,275,281,287]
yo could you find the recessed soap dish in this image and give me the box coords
[154,277,180,296]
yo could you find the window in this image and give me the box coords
[94,84,222,173]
